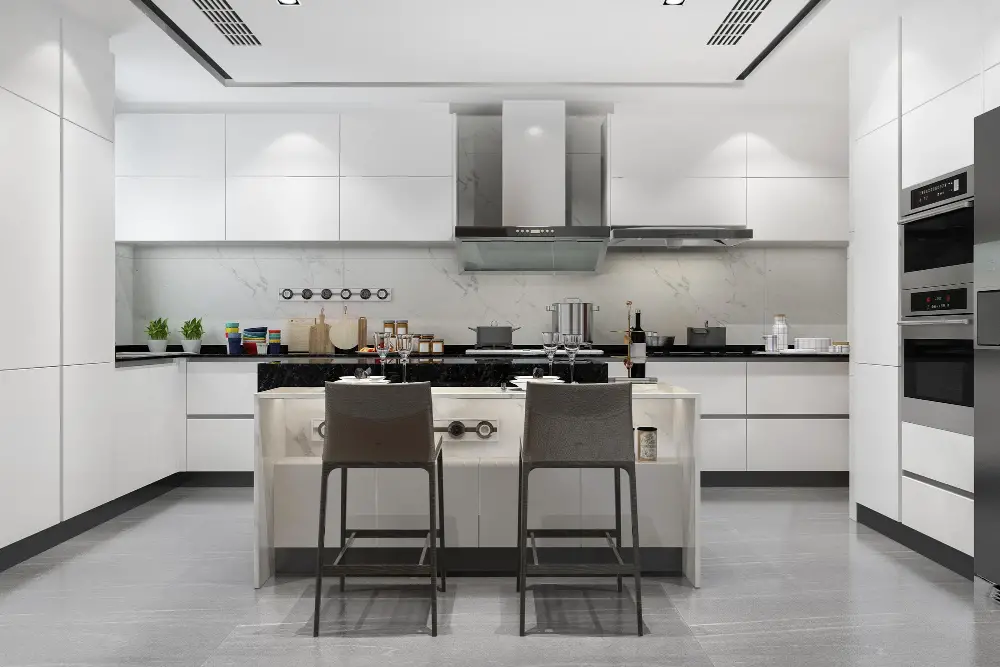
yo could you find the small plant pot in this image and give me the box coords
[181,339,202,354]
[147,340,168,353]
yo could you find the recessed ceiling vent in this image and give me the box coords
[192,0,261,46]
[708,0,772,46]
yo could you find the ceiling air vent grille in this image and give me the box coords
[708,0,772,46]
[192,0,261,46]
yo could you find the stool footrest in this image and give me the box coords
[343,529,438,538]
[528,529,619,538]
[324,564,434,576]
[525,563,637,576]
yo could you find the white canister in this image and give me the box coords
[772,314,789,351]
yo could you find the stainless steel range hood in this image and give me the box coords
[454,101,752,272]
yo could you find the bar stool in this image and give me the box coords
[516,382,643,637]
[313,381,445,637]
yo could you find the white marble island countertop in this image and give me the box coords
[257,383,699,400]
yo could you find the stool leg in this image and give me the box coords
[615,467,623,593]
[515,456,523,593]
[339,468,347,593]
[313,466,331,638]
[437,449,446,593]
[428,465,438,637]
[518,464,530,637]
[627,464,643,637]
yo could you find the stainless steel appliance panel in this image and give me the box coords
[900,317,974,435]
[901,284,973,318]
[899,202,975,290]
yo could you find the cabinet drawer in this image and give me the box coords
[746,362,848,415]
[901,421,974,493]
[902,476,974,556]
[186,362,259,415]
[186,418,254,472]
[746,419,848,471]
[647,362,746,415]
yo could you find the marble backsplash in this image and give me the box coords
[119,245,847,347]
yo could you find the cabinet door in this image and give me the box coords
[901,77,981,188]
[646,362,746,415]
[0,90,60,371]
[851,363,900,520]
[901,421,974,493]
[901,0,982,114]
[226,177,339,241]
[851,121,900,366]
[987,66,1000,113]
[226,114,340,176]
[61,17,114,142]
[63,362,116,519]
[63,122,115,365]
[746,109,848,177]
[700,418,747,471]
[610,113,746,178]
[850,19,899,141]
[187,362,259,415]
[746,362,849,415]
[747,419,848,471]
[340,177,454,242]
[902,476,973,555]
[610,177,747,228]
[116,177,226,242]
[0,1,60,115]
[987,3,1000,70]
[115,114,225,177]
[0,367,60,548]
[187,418,254,471]
[340,112,454,177]
[748,178,848,243]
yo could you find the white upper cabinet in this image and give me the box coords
[610,176,747,228]
[61,16,114,142]
[745,109,848,177]
[610,113,746,178]
[116,177,226,242]
[850,19,899,141]
[0,1,60,115]
[115,114,225,177]
[0,90,60,371]
[986,1,1000,70]
[226,177,339,241]
[226,114,340,176]
[340,112,455,177]
[850,121,900,367]
[340,177,453,242]
[63,122,114,365]
[901,77,981,187]
[748,178,848,243]
[901,0,982,114]
[987,65,1000,112]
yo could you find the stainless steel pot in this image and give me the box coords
[547,298,599,343]
[468,321,521,348]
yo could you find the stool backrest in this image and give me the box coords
[324,382,435,464]
[522,382,634,463]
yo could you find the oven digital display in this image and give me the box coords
[910,172,968,209]
[910,288,968,313]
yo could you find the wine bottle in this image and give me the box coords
[630,309,646,378]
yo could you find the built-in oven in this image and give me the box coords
[900,166,975,290]
[900,285,974,436]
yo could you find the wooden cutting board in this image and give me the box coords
[308,309,332,354]
[287,317,314,353]
[329,307,360,351]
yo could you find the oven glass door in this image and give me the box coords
[902,206,974,274]
[903,338,974,407]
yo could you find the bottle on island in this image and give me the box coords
[630,309,647,379]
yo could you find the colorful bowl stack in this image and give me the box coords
[267,330,281,356]
[226,322,241,355]
[243,327,267,355]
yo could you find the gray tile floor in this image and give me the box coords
[1,487,998,666]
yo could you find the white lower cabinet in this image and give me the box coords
[850,363,900,520]
[0,367,60,548]
[63,363,116,519]
[647,362,746,415]
[746,362,849,415]
[901,421,974,493]
[186,418,254,472]
[902,476,974,555]
[746,419,849,471]
[187,362,259,415]
[699,419,747,471]
[478,460,519,548]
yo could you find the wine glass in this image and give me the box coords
[373,332,390,376]
[562,334,583,383]
[397,334,414,382]
[541,332,562,377]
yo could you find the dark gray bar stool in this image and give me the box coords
[313,381,445,637]
[516,382,643,636]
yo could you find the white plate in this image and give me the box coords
[511,379,565,388]
[339,375,387,381]
[780,348,829,354]
[514,375,561,381]
[335,378,391,384]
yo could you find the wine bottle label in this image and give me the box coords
[630,342,647,362]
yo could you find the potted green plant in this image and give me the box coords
[146,318,170,353]
[180,317,205,354]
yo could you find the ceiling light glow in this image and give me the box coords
[663,0,685,5]
[277,0,300,5]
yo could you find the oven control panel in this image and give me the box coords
[910,287,969,313]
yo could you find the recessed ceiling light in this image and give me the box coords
[663,0,685,5]
[277,0,300,5]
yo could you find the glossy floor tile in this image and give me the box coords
[0,486,996,666]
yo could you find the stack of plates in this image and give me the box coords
[511,376,565,390]
[793,337,832,352]
[336,375,390,384]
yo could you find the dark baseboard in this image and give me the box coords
[857,504,974,580]
[178,472,254,487]
[275,546,682,577]
[0,472,186,574]
[702,471,849,487]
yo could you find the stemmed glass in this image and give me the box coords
[541,332,562,377]
[397,334,414,383]
[373,332,391,377]
[562,334,583,383]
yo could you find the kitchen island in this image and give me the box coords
[253,383,701,589]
